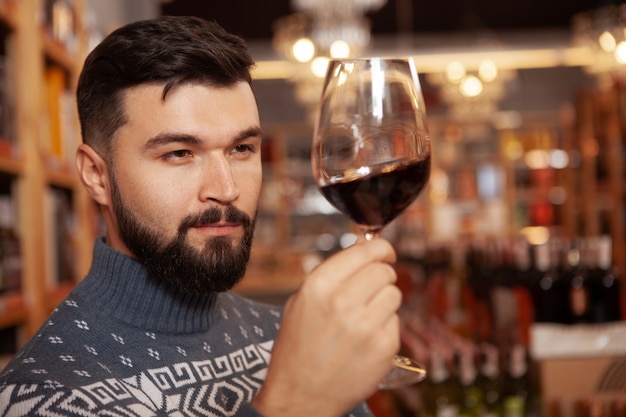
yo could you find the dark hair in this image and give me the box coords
[76,16,255,154]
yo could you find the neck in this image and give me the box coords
[73,238,218,333]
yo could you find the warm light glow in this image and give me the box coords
[310,56,329,78]
[478,59,498,82]
[599,31,617,52]
[330,40,351,58]
[446,61,466,82]
[524,149,550,169]
[460,75,483,97]
[503,138,524,160]
[549,149,569,169]
[520,227,550,245]
[292,38,315,62]
[615,41,626,63]
[582,138,599,157]
[429,169,449,203]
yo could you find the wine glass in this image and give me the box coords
[311,57,430,389]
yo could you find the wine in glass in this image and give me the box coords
[311,57,430,388]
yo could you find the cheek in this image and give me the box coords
[114,168,185,228]
[235,165,263,210]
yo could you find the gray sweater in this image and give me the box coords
[0,239,373,417]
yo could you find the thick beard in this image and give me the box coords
[109,171,255,295]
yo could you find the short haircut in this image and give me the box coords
[76,16,255,155]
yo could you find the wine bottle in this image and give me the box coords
[590,235,622,322]
[531,241,568,324]
[566,240,592,324]
[502,344,529,417]
[457,347,483,417]
[477,343,502,417]
[423,349,460,417]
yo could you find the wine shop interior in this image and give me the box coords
[0,0,625,416]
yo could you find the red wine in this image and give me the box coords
[320,158,430,231]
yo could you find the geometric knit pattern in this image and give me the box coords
[0,297,277,416]
[0,239,374,417]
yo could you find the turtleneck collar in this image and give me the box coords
[73,238,218,334]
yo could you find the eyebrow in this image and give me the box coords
[143,127,263,151]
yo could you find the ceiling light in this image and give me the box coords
[311,56,330,78]
[478,59,498,82]
[599,31,616,51]
[446,61,465,82]
[292,38,316,62]
[460,75,483,97]
[330,40,351,58]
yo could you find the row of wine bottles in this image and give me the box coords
[388,232,623,417]
[406,232,622,345]
[462,234,622,326]
[394,342,540,417]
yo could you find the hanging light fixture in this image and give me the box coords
[273,0,387,115]
[572,3,626,88]
[428,59,516,122]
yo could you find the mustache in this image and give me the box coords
[178,205,253,234]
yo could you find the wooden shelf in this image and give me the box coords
[45,166,78,189]
[0,292,27,328]
[0,155,22,176]
[0,1,17,30]
[47,282,74,310]
[0,0,93,344]
[41,29,76,72]
[235,272,302,299]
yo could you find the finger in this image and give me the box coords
[337,262,397,308]
[358,288,402,353]
[310,238,396,288]
[367,284,403,318]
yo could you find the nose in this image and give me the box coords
[199,155,240,204]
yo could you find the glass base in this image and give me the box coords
[379,355,427,389]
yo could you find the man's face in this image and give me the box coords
[103,82,262,294]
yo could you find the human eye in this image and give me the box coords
[230,143,256,157]
[162,149,193,162]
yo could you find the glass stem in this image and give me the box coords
[364,229,381,241]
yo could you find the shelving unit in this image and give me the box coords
[570,86,625,277]
[0,0,95,348]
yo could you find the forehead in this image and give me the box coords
[118,81,260,145]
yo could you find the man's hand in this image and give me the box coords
[252,238,401,417]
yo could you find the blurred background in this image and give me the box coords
[0,1,625,416]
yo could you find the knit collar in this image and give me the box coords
[74,238,218,334]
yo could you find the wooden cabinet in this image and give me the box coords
[569,86,625,279]
[0,0,96,350]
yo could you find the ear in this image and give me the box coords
[76,143,111,207]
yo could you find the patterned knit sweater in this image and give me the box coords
[0,239,373,417]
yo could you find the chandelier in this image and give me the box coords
[273,0,387,114]
[427,59,517,122]
[572,3,626,88]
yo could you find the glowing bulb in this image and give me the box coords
[504,139,523,160]
[520,226,550,245]
[292,38,315,62]
[311,57,329,78]
[446,61,466,82]
[478,59,498,82]
[330,40,351,58]
[615,41,626,63]
[460,75,483,97]
[599,31,617,52]
[524,150,550,169]
[549,149,569,169]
